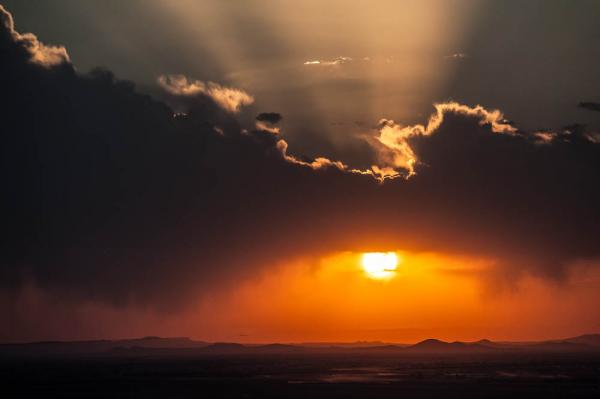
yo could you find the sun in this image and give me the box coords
[361,252,399,280]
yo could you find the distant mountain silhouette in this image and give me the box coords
[563,334,600,346]
[0,337,208,356]
[117,337,208,349]
[203,342,246,352]
[404,339,495,354]
[526,341,590,352]
[360,344,404,351]
[411,338,455,349]
[253,343,304,352]
[2,334,600,356]
[300,341,397,348]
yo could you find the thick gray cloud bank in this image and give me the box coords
[1,4,599,318]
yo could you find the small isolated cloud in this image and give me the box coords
[0,4,69,67]
[303,56,353,66]
[532,131,556,144]
[157,74,254,113]
[256,112,282,124]
[444,53,468,60]
[585,132,600,143]
[255,112,283,134]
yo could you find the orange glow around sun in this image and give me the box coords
[185,251,491,342]
[174,251,600,344]
[51,251,600,344]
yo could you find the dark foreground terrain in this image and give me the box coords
[2,336,600,398]
[2,352,600,398]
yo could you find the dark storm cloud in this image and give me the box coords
[1,3,599,321]
[579,102,600,112]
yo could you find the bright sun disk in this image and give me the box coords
[361,252,399,279]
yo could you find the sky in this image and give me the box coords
[1,1,599,343]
